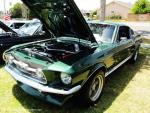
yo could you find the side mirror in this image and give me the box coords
[120,37,127,42]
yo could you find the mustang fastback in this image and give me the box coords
[4,0,142,106]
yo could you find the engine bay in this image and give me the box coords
[17,40,89,62]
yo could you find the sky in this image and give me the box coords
[0,0,137,12]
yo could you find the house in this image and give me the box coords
[106,0,132,19]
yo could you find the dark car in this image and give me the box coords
[0,20,48,60]
[4,0,142,106]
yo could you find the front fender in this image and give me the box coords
[81,63,106,87]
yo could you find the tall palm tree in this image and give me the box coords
[100,0,106,21]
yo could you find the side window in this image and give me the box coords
[14,23,24,29]
[10,24,14,29]
[117,26,130,42]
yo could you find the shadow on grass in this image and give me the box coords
[12,53,148,113]
[0,63,4,69]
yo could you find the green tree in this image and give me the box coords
[90,10,98,20]
[10,3,22,18]
[29,10,36,19]
[132,0,150,14]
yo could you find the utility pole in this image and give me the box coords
[3,0,6,14]
[100,0,106,21]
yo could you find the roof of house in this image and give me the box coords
[107,0,132,9]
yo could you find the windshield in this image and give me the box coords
[18,22,41,36]
[88,23,115,43]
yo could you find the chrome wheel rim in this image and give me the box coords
[89,74,104,102]
[134,51,138,61]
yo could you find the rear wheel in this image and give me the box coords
[130,48,139,63]
[82,70,105,106]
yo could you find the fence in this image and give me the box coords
[128,13,150,21]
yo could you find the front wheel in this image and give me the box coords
[82,70,105,106]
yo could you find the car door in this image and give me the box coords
[113,26,134,66]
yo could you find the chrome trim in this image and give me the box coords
[5,66,81,95]
[12,59,36,73]
[11,59,47,84]
[112,25,119,43]
[105,55,132,77]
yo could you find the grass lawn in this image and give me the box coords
[0,47,150,113]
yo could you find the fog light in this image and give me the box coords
[60,73,72,85]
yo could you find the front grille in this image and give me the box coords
[10,59,47,84]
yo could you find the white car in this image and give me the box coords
[17,19,44,36]
[5,19,30,32]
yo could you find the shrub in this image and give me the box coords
[108,14,122,20]
[132,0,150,14]
[10,3,23,18]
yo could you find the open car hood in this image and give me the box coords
[0,21,17,34]
[21,0,96,43]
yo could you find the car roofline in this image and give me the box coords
[87,20,128,27]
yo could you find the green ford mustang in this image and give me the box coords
[3,0,142,106]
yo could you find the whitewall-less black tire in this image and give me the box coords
[81,70,105,106]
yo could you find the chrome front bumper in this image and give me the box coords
[5,65,81,95]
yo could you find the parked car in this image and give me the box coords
[17,19,44,36]
[0,20,48,60]
[5,19,29,32]
[4,0,142,106]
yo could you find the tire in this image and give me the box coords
[81,70,105,106]
[130,48,139,63]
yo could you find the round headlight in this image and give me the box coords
[36,69,44,78]
[60,73,72,85]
